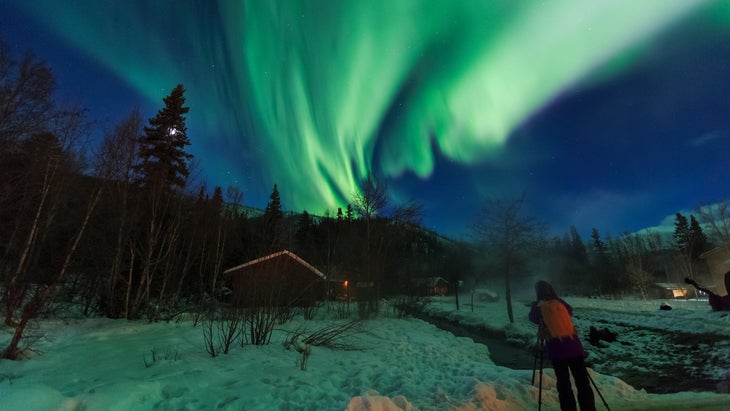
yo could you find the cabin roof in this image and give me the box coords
[223,250,326,280]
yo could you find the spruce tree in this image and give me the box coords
[590,228,618,294]
[673,213,690,253]
[129,84,192,318]
[336,207,344,221]
[295,210,313,255]
[672,212,710,285]
[261,184,284,252]
[591,228,608,257]
[590,227,611,270]
[264,184,283,224]
[135,84,192,190]
[211,186,224,215]
[689,215,709,259]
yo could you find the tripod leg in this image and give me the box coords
[538,339,544,411]
[587,369,610,411]
[532,342,539,385]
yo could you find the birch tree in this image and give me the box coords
[473,194,545,323]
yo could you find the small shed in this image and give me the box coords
[652,283,689,299]
[224,250,326,307]
[412,277,449,296]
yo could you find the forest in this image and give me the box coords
[1,39,727,360]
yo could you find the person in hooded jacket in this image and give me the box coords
[529,280,596,411]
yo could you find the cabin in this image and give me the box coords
[651,283,690,299]
[224,250,326,307]
[411,276,449,296]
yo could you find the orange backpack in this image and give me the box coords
[540,299,575,339]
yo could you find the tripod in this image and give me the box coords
[531,338,545,410]
[532,337,610,411]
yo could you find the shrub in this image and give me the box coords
[143,345,181,368]
[282,320,364,371]
[391,295,431,318]
[202,306,245,357]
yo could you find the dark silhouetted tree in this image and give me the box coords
[689,215,709,259]
[589,228,619,294]
[473,193,545,323]
[673,212,711,285]
[560,225,590,292]
[351,176,387,319]
[127,85,194,319]
[135,84,191,190]
[264,184,283,223]
[0,39,92,356]
[2,121,95,358]
[262,184,284,252]
[674,213,690,253]
[295,210,315,259]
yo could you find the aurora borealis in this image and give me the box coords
[3,0,730,237]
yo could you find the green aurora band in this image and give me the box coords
[15,0,726,214]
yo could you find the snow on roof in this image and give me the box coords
[653,283,689,289]
[223,250,326,280]
[412,276,448,287]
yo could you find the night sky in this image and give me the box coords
[2,1,730,239]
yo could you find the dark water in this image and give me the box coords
[416,313,536,370]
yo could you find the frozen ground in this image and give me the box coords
[0,295,729,411]
[426,294,730,395]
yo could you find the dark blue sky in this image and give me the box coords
[2,1,729,240]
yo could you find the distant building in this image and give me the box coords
[411,277,449,296]
[327,274,368,301]
[651,283,689,299]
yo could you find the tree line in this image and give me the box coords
[469,194,722,322]
[2,38,728,357]
[0,40,468,358]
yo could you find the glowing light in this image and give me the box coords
[15,0,717,215]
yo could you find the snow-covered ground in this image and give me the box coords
[1,295,729,411]
[426,294,730,396]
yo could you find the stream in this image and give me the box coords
[417,313,536,370]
